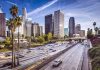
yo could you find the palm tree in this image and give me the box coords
[6,18,17,67]
[93,22,96,29]
[8,5,19,67]
[93,22,96,35]
[10,5,18,18]
[15,16,22,65]
[95,27,98,35]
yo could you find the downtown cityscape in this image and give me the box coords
[0,0,100,70]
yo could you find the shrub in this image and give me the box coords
[88,47,100,59]
[37,36,45,43]
[92,57,100,70]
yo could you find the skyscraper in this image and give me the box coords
[69,17,75,37]
[31,22,40,37]
[39,26,43,36]
[24,19,32,37]
[79,30,85,37]
[22,8,27,20]
[0,7,6,37]
[75,24,81,34]
[54,10,64,38]
[64,28,68,36]
[45,14,54,35]
[17,8,27,35]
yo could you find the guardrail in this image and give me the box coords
[17,43,78,70]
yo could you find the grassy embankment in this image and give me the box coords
[88,37,100,70]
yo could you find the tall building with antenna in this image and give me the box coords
[17,8,27,35]
[22,7,27,21]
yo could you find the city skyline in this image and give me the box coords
[0,0,100,31]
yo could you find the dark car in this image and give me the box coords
[52,50,56,52]
[16,54,24,58]
[81,42,84,45]
[5,52,11,57]
[52,60,62,67]
[26,50,31,53]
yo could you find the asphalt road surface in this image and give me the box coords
[40,43,85,70]
[0,41,72,69]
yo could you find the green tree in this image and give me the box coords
[93,22,96,29]
[15,16,22,65]
[26,36,31,48]
[93,22,98,36]
[87,28,93,39]
[98,28,100,35]
[4,37,11,48]
[47,32,52,41]
[37,36,45,43]
[95,27,98,35]
[6,5,20,67]
[43,34,48,41]
[64,35,68,39]
[6,18,17,67]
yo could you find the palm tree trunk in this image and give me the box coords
[17,27,20,65]
[94,26,96,35]
[11,32,14,67]
[96,31,97,35]
[13,34,16,67]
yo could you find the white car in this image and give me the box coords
[52,60,62,67]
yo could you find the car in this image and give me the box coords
[16,54,24,58]
[49,49,53,50]
[81,42,84,45]
[52,50,56,52]
[26,50,31,53]
[52,60,62,67]
[5,52,11,57]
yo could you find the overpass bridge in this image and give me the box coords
[65,37,87,42]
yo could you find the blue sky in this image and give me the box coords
[0,0,100,31]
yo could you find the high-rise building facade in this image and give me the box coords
[39,26,43,36]
[0,8,6,37]
[31,22,40,37]
[75,24,81,34]
[45,14,54,35]
[79,30,85,37]
[54,10,64,38]
[64,28,68,36]
[15,8,27,35]
[24,19,32,37]
[69,17,75,37]
[22,8,27,21]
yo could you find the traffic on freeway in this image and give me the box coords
[40,41,89,70]
[0,41,74,69]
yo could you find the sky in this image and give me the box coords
[0,0,100,32]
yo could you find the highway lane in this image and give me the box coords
[0,41,72,69]
[40,43,85,70]
[19,42,71,67]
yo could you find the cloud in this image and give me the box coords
[27,0,58,17]
[0,8,3,13]
[27,0,100,31]
[6,1,17,6]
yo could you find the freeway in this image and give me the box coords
[19,42,74,67]
[40,43,86,70]
[0,41,74,69]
